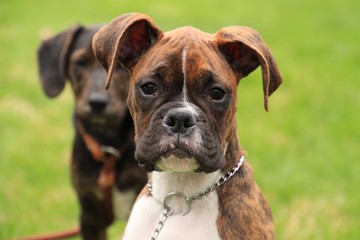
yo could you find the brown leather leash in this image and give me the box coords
[77,120,123,191]
[76,120,126,225]
[20,121,126,240]
[20,228,80,240]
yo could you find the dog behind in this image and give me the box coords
[37,24,146,240]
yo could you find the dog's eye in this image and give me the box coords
[209,87,225,100]
[75,58,89,68]
[140,83,157,95]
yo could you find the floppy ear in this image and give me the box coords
[215,26,282,111]
[92,13,163,88]
[37,25,83,97]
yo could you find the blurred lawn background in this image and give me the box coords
[0,0,359,239]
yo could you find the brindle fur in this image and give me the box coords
[37,24,146,240]
[93,13,282,239]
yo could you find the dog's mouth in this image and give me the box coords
[151,146,201,172]
[78,113,122,136]
[137,137,219,173]
[89,115,107,125]
[88,116,109,133]
[155,153,200,173]
[162,147,192,159]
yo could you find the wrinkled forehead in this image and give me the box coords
[131,26,235,85]
[165,26,213,47]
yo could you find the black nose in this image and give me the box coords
[164,108,196,133]
[89,93,108,112]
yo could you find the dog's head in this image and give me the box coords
[37,24,130,138]
[93,13,282,172]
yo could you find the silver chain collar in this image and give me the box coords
[148,155,245,240]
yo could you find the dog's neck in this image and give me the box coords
[151,170,221,200]
[150,170,220,216]
[223,125,245,172]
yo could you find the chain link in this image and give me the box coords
[150,207,172,240]
[148,155,245,240]
[187,156,244,202]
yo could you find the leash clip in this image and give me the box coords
[162,192,191,216]
[100,145,120,159]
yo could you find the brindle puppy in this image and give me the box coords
[37,24,146,240]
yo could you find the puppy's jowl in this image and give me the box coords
[93,13,282,240]
[38,24,146,240]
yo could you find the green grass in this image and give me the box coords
[1,0,359,239]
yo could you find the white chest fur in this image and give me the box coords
[122,171,222,240]
[112,188,137,220]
